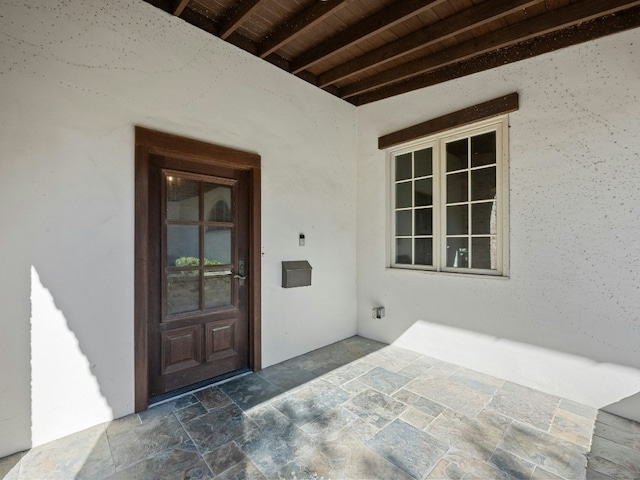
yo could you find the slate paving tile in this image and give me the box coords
[182,403,257,455]
[449,367,504,393]
[397,356,439,380]
[20,424,115,480]
[272,379,350,426]
[301,406,359,441]
[138,394,200,422]
[427,452,511,480]
[202,441,246,477]
[5,336,640,480]
[550,407,595,448]
[559,398,598,420]
[366,419,449,479]
[400,406,435,430]
[106,443,213,480]
[595,411,637,433]
[345,388,407,429]
[531,466,564,479]
[488,448,536,480]
[589,434,640,475]
[592,420,639,447]
[174,402,208,423]
[404,375,493,417]
[358,366,411,395]
[587,451,637,480]
[255,364,317,391]
[219,374,284,411]
[217,459,267,480]
[499,420,588,479]
[586,468,618,480]
[322,362,374,386]
[365,346,423,372]
[195,386,234,410]
[426,408,508,461]
[393,388,446,418]
[487,382,561,431]
[236,416,316,477]
[281,433,414,480]
[107,414,190,471]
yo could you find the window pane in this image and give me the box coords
[167,177,199,221]
[167,270,200,314]
[396,182,412,208]
[471,131,496,167]
[204,184,232,222]
[471,237,494,270]
[204,271,232,309]
[471,166,496,201]
[396,153,412,181]
[415,148,432,177]
[415,208,432,235]
[415,238,433,266]
[446,172,468,204]
[447,205,468,235]
[415,178,432,206]
[446,237,469,268]
[472,202,497,235]
[396,210,412,236]
[446,138,468,172]
[396,239,412,264]
[204,227,232,265]
[167,225,200,267]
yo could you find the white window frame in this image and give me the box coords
[387,115,509,277]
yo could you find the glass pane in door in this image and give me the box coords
[166,177,199,221]
[204,271,232,309]
[204,227,232,265]
[167,271,200,314]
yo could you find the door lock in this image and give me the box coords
[235,259,247,285]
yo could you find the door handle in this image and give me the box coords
[233,274,246,280]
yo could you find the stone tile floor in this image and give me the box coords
[1,336,638,479]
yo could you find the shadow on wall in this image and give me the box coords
[30,267,113,446]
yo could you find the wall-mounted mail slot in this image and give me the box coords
[282,260,312,288]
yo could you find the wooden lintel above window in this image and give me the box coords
[378,93,519,150]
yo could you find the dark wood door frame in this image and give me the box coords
[134,126,261,412]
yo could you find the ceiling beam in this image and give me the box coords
[219,0,265,40]
[349,5,640,106]
[319,0,539,88]
[291,0,446,74]
[258,0,349,59]
[172,0,190,16]
[340,0,640,98]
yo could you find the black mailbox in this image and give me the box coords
[282,260,312,288]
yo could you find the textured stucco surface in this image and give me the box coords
[356,28,640,419]
[0,0,357,457]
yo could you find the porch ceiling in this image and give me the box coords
[143,0,640,105]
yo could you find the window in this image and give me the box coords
[389,116,508,276]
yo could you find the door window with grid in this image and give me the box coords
[390,117,508,276]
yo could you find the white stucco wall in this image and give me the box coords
[0,0,357,457]
[356,28,640,420]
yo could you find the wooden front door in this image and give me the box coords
[135,128,261,410]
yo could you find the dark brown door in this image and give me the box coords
[147,154,250,397]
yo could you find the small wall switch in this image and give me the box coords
[372,306,385,319]
[299,233,305,246]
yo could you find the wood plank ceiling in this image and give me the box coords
[143,0,640,105]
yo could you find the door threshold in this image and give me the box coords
[149,368,252,407]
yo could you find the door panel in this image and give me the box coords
[148,155,249,398]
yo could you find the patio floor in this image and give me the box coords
[1,336,638,479]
